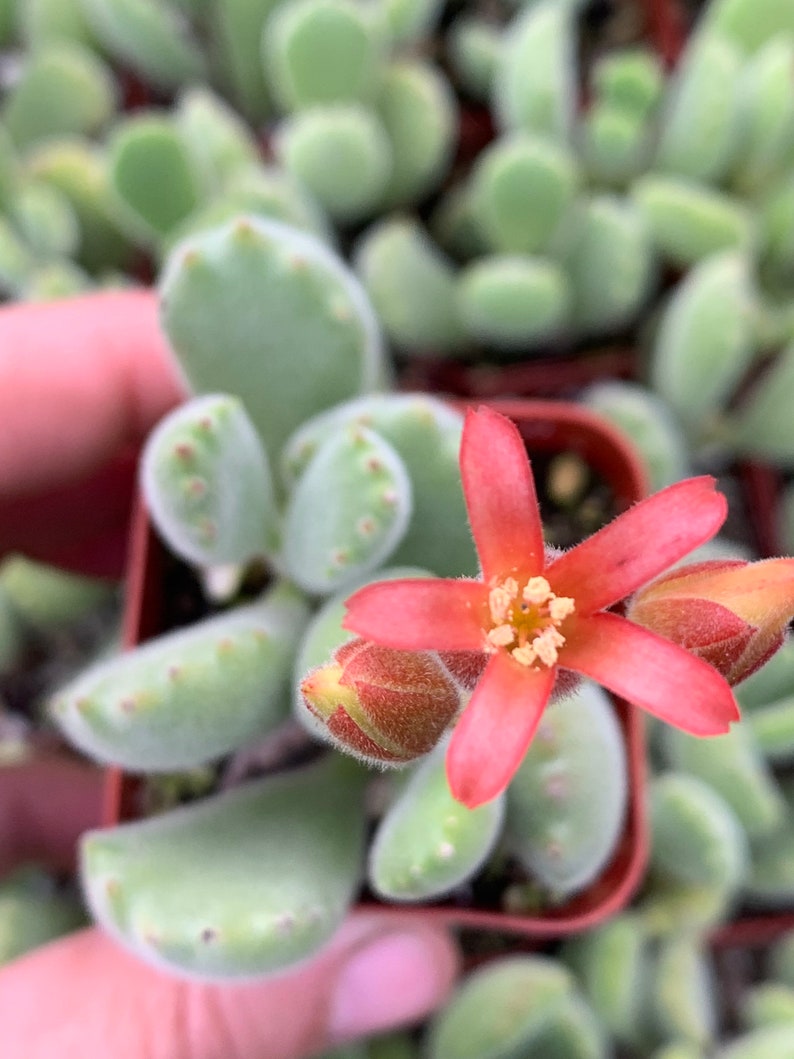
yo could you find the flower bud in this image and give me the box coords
[437,649,488,691]
[300,638,463,765]
[626,558,794,685]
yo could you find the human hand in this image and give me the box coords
[0,754,460,1059]
[0,290,184,576]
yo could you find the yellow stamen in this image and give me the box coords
[523,577,552,605]
[489,585,515,624]
[487,624,515,648]
[483,574,576,670]
[532,626,565,666]
[549,596,576,622]
[511,644,537,666]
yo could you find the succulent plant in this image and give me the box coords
[82,755,368,979]
[52,581,310,770]
[8,4,794,1057]
[22,224,646,983]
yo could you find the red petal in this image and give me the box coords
[446,653,555,808]
[343,578,487,651]
[561,612,739,735]
[460,406,545,582]
[547,476,728,614]
[735,632,786,686]
[685,557,794,628]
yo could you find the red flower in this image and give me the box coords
[343,406,740,808]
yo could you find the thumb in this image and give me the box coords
[0,914,459,1059]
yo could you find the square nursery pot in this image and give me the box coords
[102,398,649,941]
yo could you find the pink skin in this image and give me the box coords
[0,290,183,576]
[0,293,459,1058]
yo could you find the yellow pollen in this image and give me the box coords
[533,626,565,666]
[549,596,576,622]
[489,586,514,624]
[487,623,515,648]
[511,644,537,666]
[484,574,576,669]
[523,577,552,605]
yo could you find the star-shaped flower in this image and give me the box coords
[343,405,740,807]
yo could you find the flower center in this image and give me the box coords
[485,576,575,668]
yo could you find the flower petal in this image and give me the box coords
[343,578,487,651]
[561,612,739,735]
[446,653,555,808]
[460,406,545,582]
[547,476,728,614]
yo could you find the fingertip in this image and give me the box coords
[0,914,461,1059]
[0,289,184,498]
[325,921,460,1046]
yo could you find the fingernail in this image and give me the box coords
[328,931,447,1043]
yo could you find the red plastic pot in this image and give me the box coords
[103,398,649,939]
[399,347,638,403]
[712,915,794,951]
[737,461,785,559]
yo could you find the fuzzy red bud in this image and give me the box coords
[300,638,463,766]
[627,558,794,685]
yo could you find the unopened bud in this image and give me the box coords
[300,638,463,765]
[627,558,794,685]
[437,649,488,691]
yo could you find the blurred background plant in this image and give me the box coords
[0,0,793,463]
